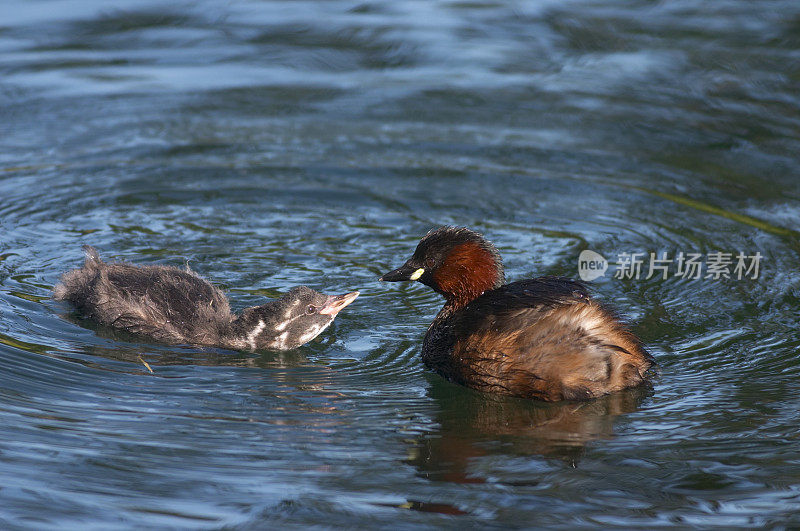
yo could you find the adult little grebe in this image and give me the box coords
[380,227,654,401]
[55,246,358,351]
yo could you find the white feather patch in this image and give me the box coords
[247,319,266,350]
[296,320,332,345]
[276,331,289,349]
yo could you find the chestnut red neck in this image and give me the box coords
[432,241,504,309]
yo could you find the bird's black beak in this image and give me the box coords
[379,262,423,282]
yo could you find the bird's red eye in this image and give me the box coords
[306,305,317,314]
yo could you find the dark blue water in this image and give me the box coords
[2,0,800,528]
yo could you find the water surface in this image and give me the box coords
[2,0,800,528]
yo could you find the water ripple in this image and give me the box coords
[2,0,800,527]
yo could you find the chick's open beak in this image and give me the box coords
[318,291,359,316]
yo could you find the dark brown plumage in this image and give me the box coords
[55,246,358,351]
[380,227,654,401]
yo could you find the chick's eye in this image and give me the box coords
[306,305,317,315]
[424,258,436,269]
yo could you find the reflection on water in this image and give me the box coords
[408,379,650,483]
[2,0,800,527]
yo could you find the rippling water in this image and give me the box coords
[2,0,800,527]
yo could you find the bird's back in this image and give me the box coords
[424,277,654,401]
[54,246,233,345]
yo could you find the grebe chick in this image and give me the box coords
[55,246,358,351]
[380,227,653,401]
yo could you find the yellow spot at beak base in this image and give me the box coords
[409,268,425,281]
